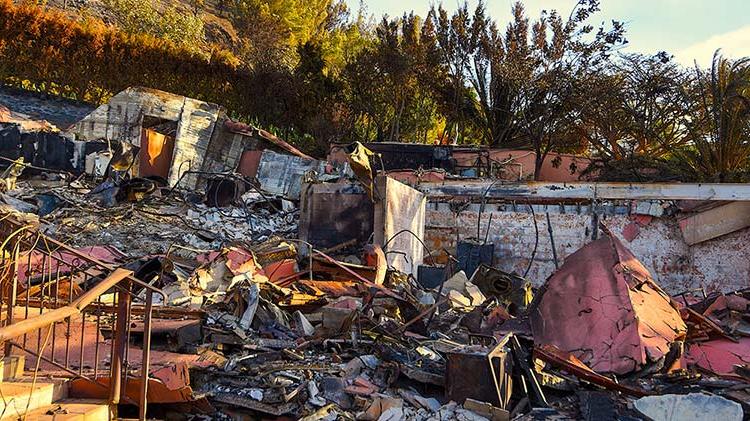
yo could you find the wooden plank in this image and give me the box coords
[417,181,750,201]
[679,201,750,245]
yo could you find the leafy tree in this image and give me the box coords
[229,0,333,68]
[429,2,525,147]
[580,54,690,161]
[510,1,626,179]
[294,42,347,152]
[427,1,626,177]
[343,14,442,143]
[315,0,371,75]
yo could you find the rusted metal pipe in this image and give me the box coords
[312,249,403,300]
[109,280,131,414]
[545,213,559,270]
[139,290,153,421]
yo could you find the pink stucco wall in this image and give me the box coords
[452,149,593,182]
[327,145,593,182]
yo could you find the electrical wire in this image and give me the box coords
[476,179,504,240]
[382,229,434,261]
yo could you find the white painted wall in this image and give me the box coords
[424,202,750,294]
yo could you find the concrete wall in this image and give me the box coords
[423,201,750,295]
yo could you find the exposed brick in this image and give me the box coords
[425,204,750,294]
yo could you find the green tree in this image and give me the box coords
[430,2,523,146]
[580,53,690,161]
[510,1,626,179]
[679,51,750,181]
[229,0,333,68]
[342,14,442,143]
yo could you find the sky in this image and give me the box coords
[347,0,750,67]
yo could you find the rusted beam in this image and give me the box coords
[533,344,650,397]
[312,250,403,301]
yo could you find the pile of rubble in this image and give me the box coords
[1,154,750,421]
[0,173,298,258]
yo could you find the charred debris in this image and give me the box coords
[0,87,748,421]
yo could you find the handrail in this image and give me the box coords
[0,212,165,420]
[0,268,132,342]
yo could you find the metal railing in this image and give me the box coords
[0,212,164,420]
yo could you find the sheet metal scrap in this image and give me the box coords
[446,343,511,408]
[346,141,377,200]
[687,337,750,378]
[529,227,686,375]
[683,291,750,378]
[533,344,650,397]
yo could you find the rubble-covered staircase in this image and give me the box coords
[0,356,108,421]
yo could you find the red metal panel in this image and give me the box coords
[530,228,687,375]
[237,149,263,179]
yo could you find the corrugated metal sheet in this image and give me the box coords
[256,150,325,200]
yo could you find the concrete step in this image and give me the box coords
[0,381,64,420]
[6,399,109,421]
[0,357,25,383]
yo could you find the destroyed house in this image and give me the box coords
[70,87,313,189]
[0,86,97,174]
[2,86,750,420]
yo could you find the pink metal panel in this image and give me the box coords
[687,338,750,376]
[530,229,687,375]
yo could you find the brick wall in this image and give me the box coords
[423,201,750,294]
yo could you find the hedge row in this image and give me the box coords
[0,0,252,111]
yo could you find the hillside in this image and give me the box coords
[44,0,241,53]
